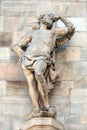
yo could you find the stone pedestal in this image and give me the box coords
[23,118,64,130]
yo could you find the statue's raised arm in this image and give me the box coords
[54,16,75,47]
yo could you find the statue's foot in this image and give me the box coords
[15,106,56,122]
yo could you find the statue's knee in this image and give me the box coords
[35,73,43,82]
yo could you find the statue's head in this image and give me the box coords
[38,12,59,29]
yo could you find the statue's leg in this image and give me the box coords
[23,68,40,110]
[34,60,49,111]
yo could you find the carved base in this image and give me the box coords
[23,118,64,130]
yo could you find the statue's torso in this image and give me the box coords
[24,29,56,60]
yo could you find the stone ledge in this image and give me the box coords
[23,117,64,130]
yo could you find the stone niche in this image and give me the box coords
[23,117,64,130]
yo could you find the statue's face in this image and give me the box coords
[42,14,53,25]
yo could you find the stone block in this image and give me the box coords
[65,115,80,124]
[71,88,87,97]
[56,104,69,116]
[57,47,80,61]
[70,88,87,103]
[72,62,87,76]
[23,118,64,130]
[2,102,33,117]
[0,47,10,60]
[0,16,4,32]
[75,76,87,88]
[0,116,12,130]
[80,47,87,61]
[0,62,25,80]
[70,104,82,114]
[50,95,69,105]
[70,32,87,47]
[6,81,28,96]
[4,17,27,32]
[81,115,87,124]
[53,1,86,17]
[37,1,52,15]
[56,61,74,80]
[82,104,87,114]
[0,81,6,95]
[1,0,38,16]
[65,125,87,130]
[0,32,12,46]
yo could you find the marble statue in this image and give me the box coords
[11,13,75,120]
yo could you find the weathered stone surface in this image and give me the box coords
[2,103,33,117]
[23,118,64,130]
[75,76,87,88]
[57,47,80,61]
[50,95,69,105]
[70,32,87,47]
[4,17,27,32]
[0,32,12,46]
[0,47,10,60]
[53,2,86,17]
[72,62,87,76]
[65,125,87,130]
[0,81,6,95]
[0,16,3,32]
[0,62,25,80]
[81,115,87,124]
[56,61,74,80]
[56,104,69,116]
[70,104,82,114]
[0,116,11,130]
[1,0,38,16]
[12,117,23,130]
[6,81,28,96]
[65,115,80,124]
[70,89,87,103]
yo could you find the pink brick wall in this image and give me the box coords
[0,0,87,130]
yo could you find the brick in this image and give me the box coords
[65,115,80,124]
[57,47,80,61]
[0,62,25,80]
[53,1,86,17]
[0,32,12,46]
[0,16,4,32]
[0,47,10,60]
[0,81,6,95]
[57,18,87,31]
[2,103,33,117]
[70,32,87,47]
